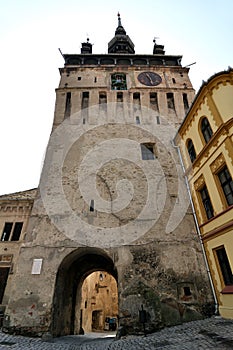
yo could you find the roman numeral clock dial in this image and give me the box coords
[137,72,162,86]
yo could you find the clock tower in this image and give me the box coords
[3,14,214,337]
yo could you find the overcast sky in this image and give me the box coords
[0,0,232,195]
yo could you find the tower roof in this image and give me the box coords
[108,13,135,54]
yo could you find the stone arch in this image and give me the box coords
[51,247,118,336]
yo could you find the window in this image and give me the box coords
[1,223,13,241]
[90,200,94,212]
[150,92,159,111]
[77,76,82,81]
[133,92,140,103]
[11,222,23,241]
[82,92,89,118]
[172,78,176,84]
[156,116,160,125]
[167,93,175,110]
[1,222,23,241]
[99,92,107,104]
[136,116,140,124]
[133,93,141,111]
[117,92,123,102]
[217,166,233,206]
[64,92,71,118]
[99,92,107,111]
[0,267,10,303]
[201,117,213,143]
[111,73,127,90]
[183,287,191,296]
[81,91,89,110]
[215,246,233,286]
[141,144,155,160]
[187,139,196,163]
[183,93,189,112]
[199,185,214,219]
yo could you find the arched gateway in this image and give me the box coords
[51,248,118,336]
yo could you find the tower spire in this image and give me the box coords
[117,12,122,26]
[108,13,135,54]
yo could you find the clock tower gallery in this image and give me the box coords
[3,14,214,336]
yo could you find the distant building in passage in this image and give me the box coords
[175,68,233,319]
[81,271,118,332]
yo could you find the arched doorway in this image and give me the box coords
[51,247,118,336]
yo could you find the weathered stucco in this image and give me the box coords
[1,31,214,336]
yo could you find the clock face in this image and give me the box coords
[137,72,162,86]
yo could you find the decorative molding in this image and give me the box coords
[210,153,225,174]
[0,204,33,213]
[0,254,13,266]
[194,175,205,190]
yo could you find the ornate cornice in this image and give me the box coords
[210,153,225,174]
[194,174,205,191]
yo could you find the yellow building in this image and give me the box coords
[80,271,118,333]
[175,68,233,318]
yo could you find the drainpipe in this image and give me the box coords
[171,140,219,315]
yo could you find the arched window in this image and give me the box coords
[201,117,213,143]
[187,139,196,163]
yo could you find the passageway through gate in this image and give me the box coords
[51,248,118,336]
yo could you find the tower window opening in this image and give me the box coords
[156,116,160,125]
[183,93,189,112]
[99,92,107,104]
[172,78,176,84]
[133,92,140,101]
[141,143,156,160]
[136,116,140,124]
[133,93,141,112]
[167,92,175,110]
[117,92,123,102]
[78,77,82,81]
[99,92,107,111]
[83,118,86,125]
[111,73,127,90]
[64,92,71,118]
[82,92,89,109]
[90,200,94,212]
[150,92,159,111]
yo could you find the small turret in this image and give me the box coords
[153,38,165,55]
[81,38,92,54]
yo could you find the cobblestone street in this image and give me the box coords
[1,317,233,349]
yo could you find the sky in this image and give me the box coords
[0,0,232,195]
